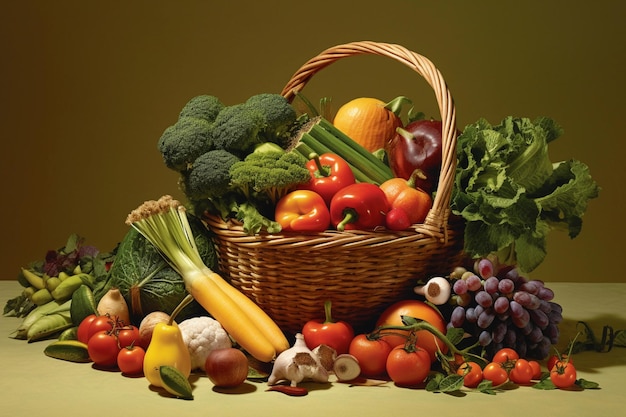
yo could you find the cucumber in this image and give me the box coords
[44,340,91,363]
[70,285,97,326]
[159,366,194,400]
[58,326,78,341]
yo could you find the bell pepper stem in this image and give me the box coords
[309,153,331,178]
[323,300,334,324]
[408,168,427,189]
[336,209,357,232]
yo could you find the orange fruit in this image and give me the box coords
[333,97,402,152]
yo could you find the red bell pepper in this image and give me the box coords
[301,153,356,206]
[302,300,355,355]
[275,190,331,232]
[329,183,389,231]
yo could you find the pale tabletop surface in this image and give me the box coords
[1,281,624,417]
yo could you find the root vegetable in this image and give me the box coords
[333,354,361,382]
[138,311,172,349]
[97,288,131,324]
[413,277,451,305]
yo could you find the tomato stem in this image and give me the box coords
[374,317,482,364]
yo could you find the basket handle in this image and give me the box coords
[280,41,457,236]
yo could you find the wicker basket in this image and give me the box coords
[206,41,465,334]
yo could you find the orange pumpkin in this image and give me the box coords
[333,97,403,152]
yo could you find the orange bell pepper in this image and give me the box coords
[379,170,432,225]
[275,190,331,232]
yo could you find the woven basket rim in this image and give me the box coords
[279,40,457,236]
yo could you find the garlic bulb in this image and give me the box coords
[268,333,329,387]
[414,276,451,305]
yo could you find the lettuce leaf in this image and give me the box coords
[452,116,599,272]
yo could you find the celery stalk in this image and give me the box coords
[293,117,394,185]
[295,130,373,183]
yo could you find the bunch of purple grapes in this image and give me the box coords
[446,258,563,360]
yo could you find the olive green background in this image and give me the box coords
[2,1,624,283]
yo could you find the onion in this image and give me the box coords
[205,348,248,388]
[138,311,171,349]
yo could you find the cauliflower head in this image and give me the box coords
[178,316,232,370]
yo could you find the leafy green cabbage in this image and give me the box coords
[94,214,217,325]
[452,116,600,272]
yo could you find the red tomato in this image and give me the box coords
[457,361,483,388]
[117,345,145,375]
[375,300,448,362]
[348,334,393,377]
[482,362,508,386]
[509,359,534,385]
[87,315,115,342]
[528,360,542,380]
[77,314,97,344]
[117,326,140,349]
[492,347,519,364]
[550,360,577,389]
[88,330,120,368]
[385,345,431,387]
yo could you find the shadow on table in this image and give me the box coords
[558,314,626,373]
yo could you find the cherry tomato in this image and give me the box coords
[457,361,483,388]
[550,360,577,389]
[117,326,140,349]
[528,360,542,380]
[482,362,508,386]
[88,330,120,368]
[87,315,115,342]
[117,345,146,375]
[492,347,519,364]
[348,334,393,377]
[77,314,97,344]
[376,300,448,362]
[385,345,431,387]
[509,359,534,385]
[547,353,573,372]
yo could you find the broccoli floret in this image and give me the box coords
[182,149,241,201]
[229,148,310,206]
[211,104,265,156]
[158,117,214,172]
[179,95,225,123]
[245,93,297,147]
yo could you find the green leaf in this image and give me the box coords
[445,327,466,346]
[425,373,445,392]
[437,375,464,392]
[532,379,557,390]
[476,380,496,395]
[452,116,599,272]
[576,379,600,389]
